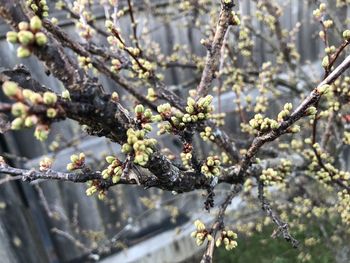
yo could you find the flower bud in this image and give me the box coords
[11,102,27,117]
[61,90,71,100]
[18,30,34,45]
[343,30,350,41]
[306,106,317,115]
[322,56,329,68]
[34,125,49,141]
[2,81,19,97]
[18,22,29,31]
[6,31,18,43]
[106,156,115,164]
[24,115,38,127]
[43,91,57,105]
[317,84,330,94]
[35,32,48,46]
[46,108,57,118]
[112,175,120,184]
[135,104,144,114]
[17,46,31,58]
[30,16,42,31]
[11,117,24,130]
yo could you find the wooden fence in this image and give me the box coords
[0,0,346,262]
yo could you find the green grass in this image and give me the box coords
[214,225,335,263]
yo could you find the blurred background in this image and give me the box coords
[0,0,349,262]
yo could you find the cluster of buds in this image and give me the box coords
[146,88,157,102]
[191,220,212,246]
[249,114,279,132]
[312,3,326,19]
[26,0,49,17]
[343,30,350,41]
[6,16,48,58]
[277,103,293,122]
[154,103,185,135]
[305,106,317,116]
[325,45,336,55]
[231,11,240,26]
[200,126,215,141]
[201,156,221,177]
[256,10,277,32]
[2,81,60,141]
[110,58,122,73]
[210,112,225,126]
[323,20,333,29]
[102,156,123,184]
[122,128,157,166]
[337,190,350,225]
[215,229,238,251]
[180,152,192,169]
[238,26,254,57]
[67,153,85,171]
[260,168,284,186]
[343,131,350,145]
[77,22,95,39]
[78,56,93,71]
[134,104,153,132]
[131,58,155,79]
[39,157,53,171]
[86,180,106,200]
[322,56,329,68]
[317,84,330,95]
[185,96,214,122]
[279,159,292,176]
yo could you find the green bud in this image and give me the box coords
[70,154,79,163]
[18,22,29,31]
[270,120,279,130]
[291,125,300,133]
[121,143,132,153]
[17,46,31,58]
[112,175,120,184]
[6,31,18,43]
[67,163,75,171]
[24,115,38,127]
[43,91,57,105]
[186,105,194,114]
[46,108,57,118]
[11,102,27,116]
[30,16,42,31]
[22,89,34,99]
[317,84,330,94]
[322,56,329,68]
[35,32,47,46]
[306,106,317,115]
[187,97,196,106]
[106,156,115,163]
[143,123,152,132]
[135,104,144,114]
[61,90,71,100]
[105,20,113,29]
[283,103,293,111]
[151,115,162,122]
[29,93,42,104]
[18,30,34,45]
[343,30,350,41]
[2,81,19,97]
[102,169,109,179]
[11,117,24,130]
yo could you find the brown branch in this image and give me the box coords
[200,184,242,263]
[258,180,299,248]
[237,54,350,178]
[196,0,234,97]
